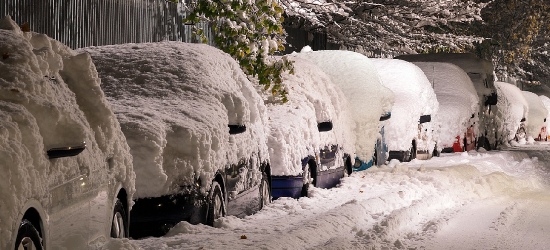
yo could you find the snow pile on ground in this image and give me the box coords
[83,42,269,198]
[522,91,548,139]
[265,56,354,176]
[0,16,134,249]
[495,82,528,142]
[412,62,479,149]
[131,149,550,250]
[292,47,394,162]
[371,58,439,152]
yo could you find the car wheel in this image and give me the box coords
[301,164,312,197]
[111,198,128,238]
[259,172,271,209]
[15,219,43,250]
[373,147,378,166]
[344,156,353,176]
[206,182,225,226]
[408,141,417,161]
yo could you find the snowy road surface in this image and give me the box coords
[107,144,550,250]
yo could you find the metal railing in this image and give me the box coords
[1,0,212,49]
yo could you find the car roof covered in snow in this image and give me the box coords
[83,42,269,198]
[292,47,394,162]
[265,56,354,176]
[395,53,495,98]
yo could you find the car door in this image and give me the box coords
[47,150,93,248]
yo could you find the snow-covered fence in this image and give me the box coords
[1,0,212,49]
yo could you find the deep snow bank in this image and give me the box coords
[293,48,394,162]
[0,16,134,248]
[265,56,355,175]
[131,150,548,250]
[83,42,269,198]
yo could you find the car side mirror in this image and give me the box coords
[379,112,391,121]
[485,92,498,106]
[228,125,246,135]
[47,142,86,159]
[318,121,333,132]
[419,115,431,124]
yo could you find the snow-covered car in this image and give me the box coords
[294,48,395,170]
[538,95,550,141]
[395,53,498,150]
[495,82,529,143]
[371,58,439,162]
[522,91,548,141]
[0,17,135,249]
[84,42,271,238]
[266,56,355,199]
[411,62,479,153]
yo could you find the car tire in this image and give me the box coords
[111,198,128,238]
[411,141,417,160]
[344,156,353,176]
[15,219,43,250]
[259,172,271,209]
[206,182,225,226]
[301,163,312,197]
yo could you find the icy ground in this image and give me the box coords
[110,144,550,250]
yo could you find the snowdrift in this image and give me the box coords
[83,42,269,198]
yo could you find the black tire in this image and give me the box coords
[206,182,225,226]
[301,163,312,197]
[432,146,440,157]
[373,147,378,166]
[15,219,43,250]
[259,172,271,209]
[344,156,353,176]
[407,141,417,162]
[110,198,128,238]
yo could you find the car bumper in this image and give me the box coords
[130,192,206,238]
[271,175,304,199]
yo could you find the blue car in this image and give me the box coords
[267,57,354,199]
